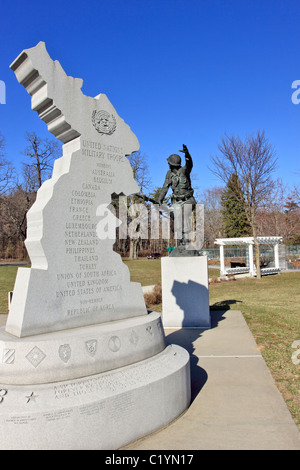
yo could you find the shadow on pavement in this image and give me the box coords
[166,309,229,402]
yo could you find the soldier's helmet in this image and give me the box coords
[167,154,181,167]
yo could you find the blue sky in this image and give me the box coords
[0,0,300,195]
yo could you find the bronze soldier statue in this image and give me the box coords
[158,144,196,207]
[158,145,198,256]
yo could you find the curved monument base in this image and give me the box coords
[0,312,165,385]
[0,344,190,450]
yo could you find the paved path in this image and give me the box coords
[123,310,300,450]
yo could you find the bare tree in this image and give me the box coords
[0,132,60,259]
[126,151,152,259]
[2,186,35,242]
[0,132,19,258]
[127,150,152,196]
[0,132,16,195]
[210,130,277,278]
[291,184,300,206]
[1,132,60,252]
[197,186,225,247]
[23,132,60,190]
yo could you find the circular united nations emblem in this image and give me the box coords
[92,110,117,135]
[108,335,121,352]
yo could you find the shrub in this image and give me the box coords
[144,282,162,306]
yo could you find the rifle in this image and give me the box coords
[134,194,159,205]
[133,194,173,217]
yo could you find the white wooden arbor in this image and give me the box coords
[214,237,283,277]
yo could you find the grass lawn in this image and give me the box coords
[0,266,19,314]
[122,257,162,286]
[1,260,299,430]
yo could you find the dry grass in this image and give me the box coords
[0,266,18,313]
[206,272,300,430]
[144,282,162,307]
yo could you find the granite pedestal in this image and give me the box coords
[161,256,210,328]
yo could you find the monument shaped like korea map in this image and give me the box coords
[0,42,190,450]
[7,41,148,337]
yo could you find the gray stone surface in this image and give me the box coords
[0,344,190,450]
[161,256,210,328]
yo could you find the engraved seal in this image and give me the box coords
[92,110,116,135]
[108,336,121,352]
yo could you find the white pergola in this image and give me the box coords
[214,236,283,277]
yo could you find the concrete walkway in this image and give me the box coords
[1,311,299,450]
[123,310,300,450]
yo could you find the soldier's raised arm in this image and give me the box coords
[179,144,193,172]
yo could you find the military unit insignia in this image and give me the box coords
[85,339,98,357]
[2,349,15,364]
[58,344,71,363]
[26,346,46,368]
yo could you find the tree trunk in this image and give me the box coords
[129,238,139,260]
[250,208,261,279]
[253,236,261,279]
[33,139,42,188]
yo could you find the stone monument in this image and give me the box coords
[158,146,210,328]
[0,42,191,450]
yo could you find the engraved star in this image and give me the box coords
[0,389,8,404]
[26,392,38,403]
